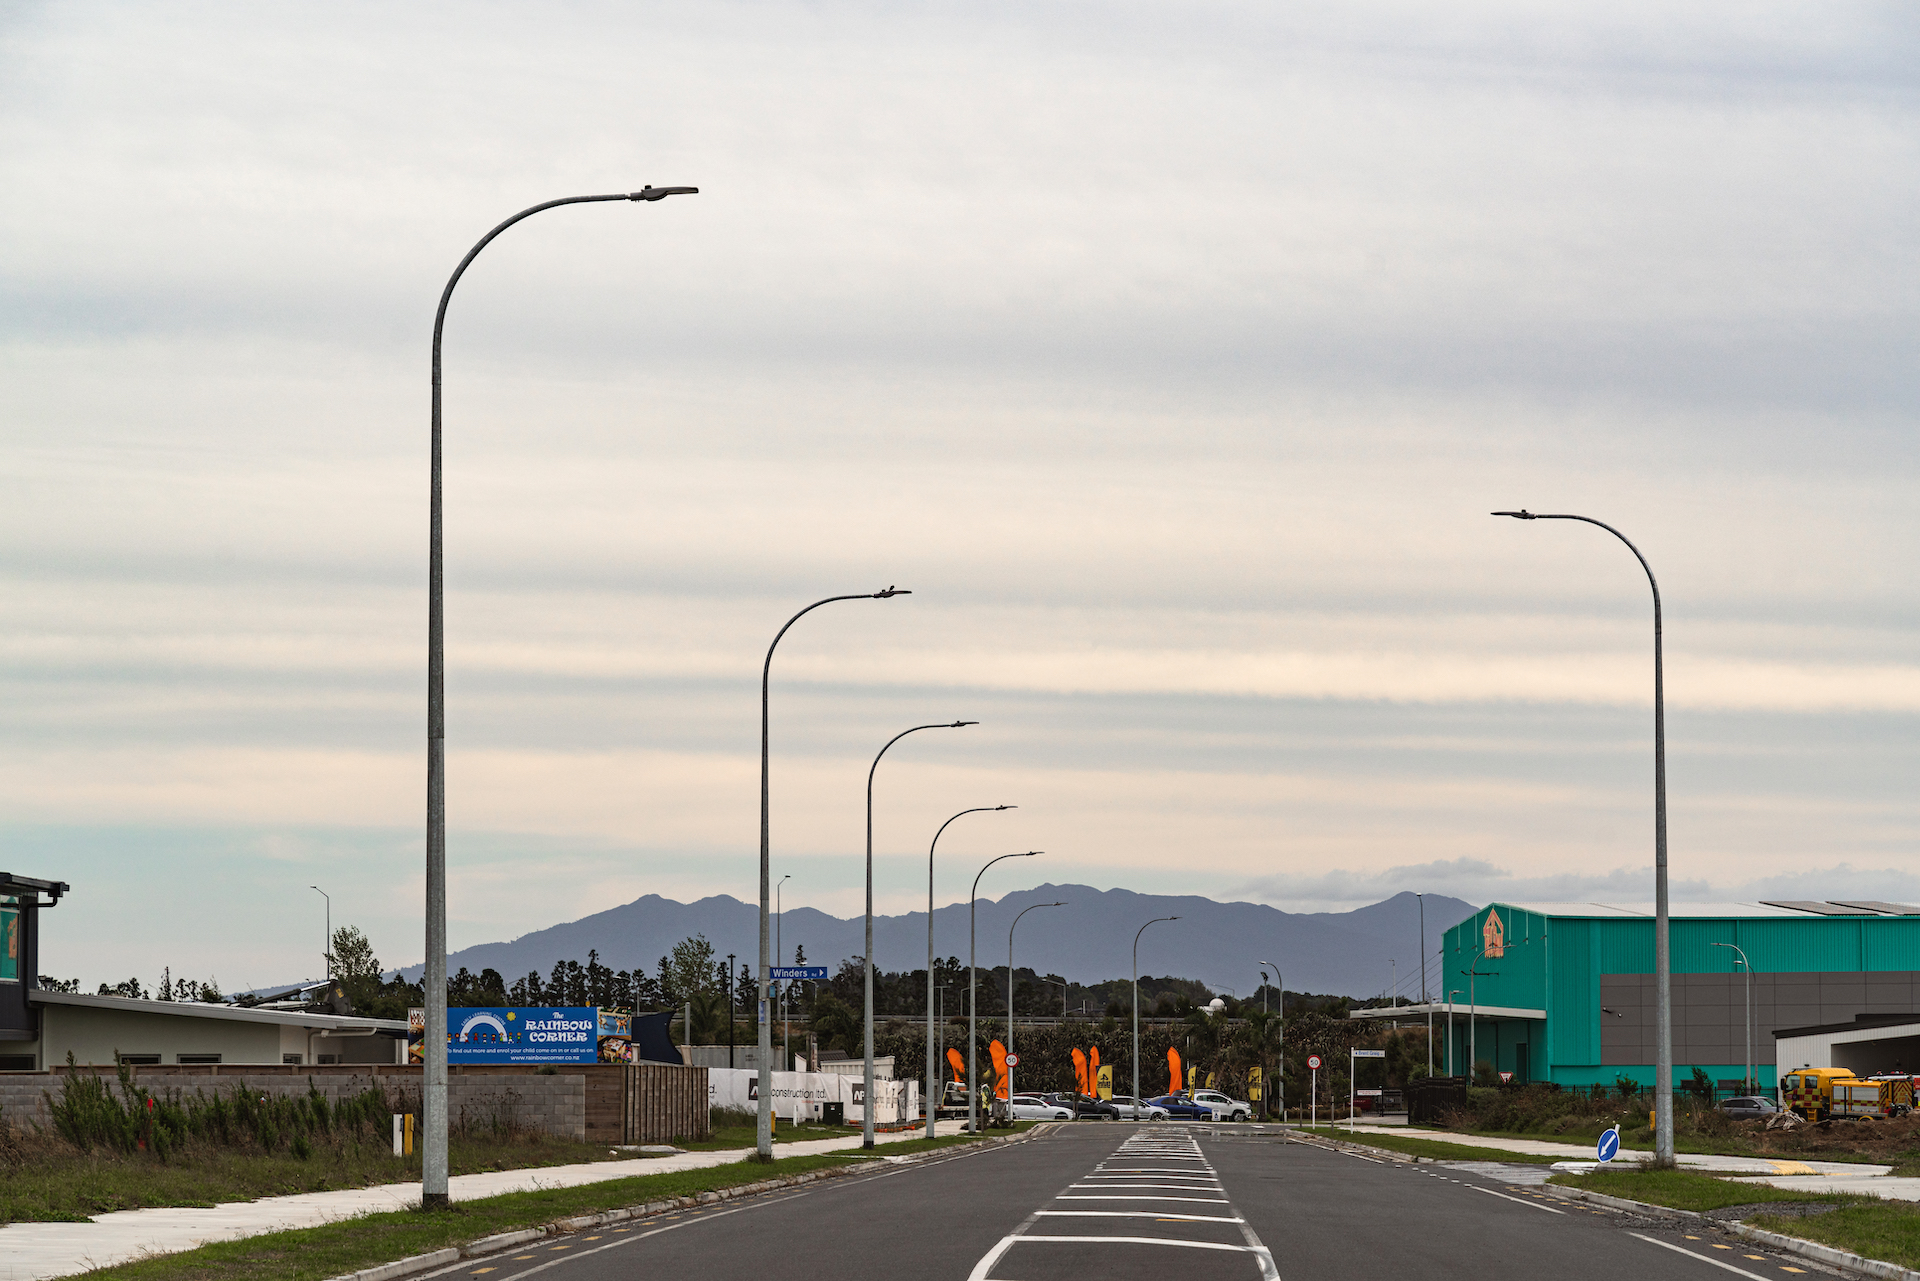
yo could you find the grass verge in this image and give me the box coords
[78,1132,1004,1281]
[1748,1201,1920,1270]
[1295,1127,1560,1165]
[1548,1167,1857,1213]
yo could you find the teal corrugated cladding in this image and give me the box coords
[1729,917,1863,973]
[1549,918,1597,1066]
[1441,904,1547,1010]
[1865,919,1920,971]
[1594,919,1652,973]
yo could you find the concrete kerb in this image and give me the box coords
[1301,1130,1920,1281]
[327,1127,1054,1281]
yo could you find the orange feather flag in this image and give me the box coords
[1088,1046,1100,1088]
[990,1039,1010,1099]
[1167,1047,1184,1096]
[947,1047,966,1081]
[1071,1048,1089,1094]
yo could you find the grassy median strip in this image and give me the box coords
[1747,1202,1920,1270]
[76,1134,998,1281]
[1295,1127,1560,1165]
[1547,1167,1857,1212]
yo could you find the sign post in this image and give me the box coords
[1596,1126,1621,1165]
[1307,1054,1322,1129]
[1351,1048,1386,1133]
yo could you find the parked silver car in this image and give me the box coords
[1190,1088,1253,1121]
[1007,1093,1074,1121]
[1108,1095,1170,1121]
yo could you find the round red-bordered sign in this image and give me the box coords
[1005,1053,1020,1066]
[1306,1054,1323,1070]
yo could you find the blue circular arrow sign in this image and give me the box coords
[1597,1127,1621,1163]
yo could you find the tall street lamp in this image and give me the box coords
[309,886,330,981]
[924,805,1014,1138]
[755,588,909,1158]
[1007,902,1066,1101]
[423,184,696,1208]
[776,874,791,1072]
[863,721,977,1148]
[1447,988,1462,1076]
[1493,508,1674,1165]
[969,851,1039,1133]
[1260,960,1283,1119]
[1132,916,1179,1104]
[1712,941,1754,1094]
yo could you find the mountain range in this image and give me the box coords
[401,886,1478,999]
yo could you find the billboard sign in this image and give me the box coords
[408,1007,603,1064]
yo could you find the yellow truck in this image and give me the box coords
[1781,1068,1915,1120]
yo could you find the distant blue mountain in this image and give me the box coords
[398,887,1475,998]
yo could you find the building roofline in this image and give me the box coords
[1349,1003,1546,1021]
[0,872,70,906]
[1771,1012,1920,1040]
[30,989,406,1033]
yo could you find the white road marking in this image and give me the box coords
[1465,1185,1564,1214]
[1018,1235,1261,1252]
[1055,1195,1232,1203]
[1036,1211,1247,1223]
[1627,1233,1777,1280]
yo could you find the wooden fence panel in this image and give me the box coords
[623,1062,709,1144]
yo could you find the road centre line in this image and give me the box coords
[1463,1185,1564,1214]
[1627,1233,1778,1280]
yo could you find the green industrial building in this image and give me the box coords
[1352,899,1920,1089]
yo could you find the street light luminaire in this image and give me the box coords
[1491,510,1537,520]
[630,186,699,201]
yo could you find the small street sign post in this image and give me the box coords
[1307,1055,1322,1127]
[1005,1053,1019,1066]
[1597,1126,1621,1164]
[1350,1047,1386,1133]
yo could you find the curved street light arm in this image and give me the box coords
[1006,902,1066,1100]
[754,587,909,1158]
[425,185,695,1207]
[968,850,1039,1133]
[1493,508,1670,1163]
[1132,915,1180,1104]
[925,805,1014,1137]
[862,720,976,1148]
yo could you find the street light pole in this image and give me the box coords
[1493,509,1674,1165]
[1008,902,1065,1102]
[424,184,695,1209]
[924,806,1013,1139]
[1418,893,1431,1076]
[309,886,330,981]
[776,875,791,1071]
[1712,942,1754,1094]
[969,851,1039,1133]
[756,588,908,1159]
[1261,960,1283,1120]
[864,721,977,1148]
[1447,988,1462,1076]
[1133,916,1179,1105]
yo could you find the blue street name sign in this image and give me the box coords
[1597,1127,1621,1163]
[771,966,828,980]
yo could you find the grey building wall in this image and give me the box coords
[1601,970,1920,1067]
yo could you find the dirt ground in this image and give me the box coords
[1742,1112,1920,1161]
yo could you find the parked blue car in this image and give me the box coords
[1147,1094,1212,1120]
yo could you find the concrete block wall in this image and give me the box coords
[0,1068,587,1143]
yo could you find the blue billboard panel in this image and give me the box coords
[449,1007,599,1064]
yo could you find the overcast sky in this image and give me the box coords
[3,1,1916,990]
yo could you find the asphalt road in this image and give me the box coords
[430,1124,1835,1281]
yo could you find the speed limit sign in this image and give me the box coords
[1005,1053,1020,1066]
[1306,1054,1322,1070]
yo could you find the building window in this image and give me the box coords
[318,1054,340,1064]
[177,1054,222,1065]
[118,1053,161,1065]
[0,1055,35,1071]
[283,1053,304,1065]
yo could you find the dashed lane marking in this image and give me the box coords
[1463,1185,1565,1215]
[1627,1233,1779,1280]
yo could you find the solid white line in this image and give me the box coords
[1071,1183,1224,1191]
[1014,1235,1259,1252]
[1464,1185,1564,1214]
[1626,1232,1776,1279]
[1054,1195,1232,1203]
[966,1232,1021,1281]
[1036,1211,1246,1223]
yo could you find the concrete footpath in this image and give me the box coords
[1341,1121,1920,1198]
[0,1128,931,1281]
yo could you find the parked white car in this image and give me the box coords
[1109,1095,1170,1121]
[1007,1094,1074,1121]
[1190,1089,1253,1121]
